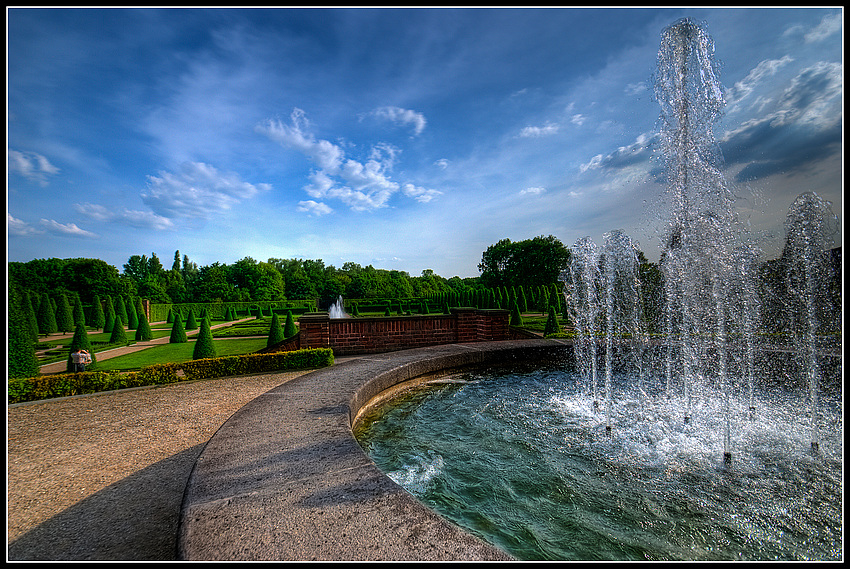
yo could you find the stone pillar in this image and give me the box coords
[298,313,330,349]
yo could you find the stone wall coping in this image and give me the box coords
[178,339,570,561]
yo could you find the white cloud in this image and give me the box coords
[402,183,442,203]
[520,187,546,195]
[371,106,427,136]
[39,218,98,238]
[73,202,175,230]
[570,114,586,126]
[8,150,60,186]
[519,123,560,137]
[141,161,271,219]
[297,200,333,216]
[804,12,842,43]
[580,154,603,173]
[434,158,449,169]
[726,55,794,108]
[259,108,440,212]
[8,214,44,236]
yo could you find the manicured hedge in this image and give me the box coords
[8,348,333,404]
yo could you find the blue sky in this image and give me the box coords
[7,7,843,278]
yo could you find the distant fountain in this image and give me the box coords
[328,295,349,319]
[356,18,841,561]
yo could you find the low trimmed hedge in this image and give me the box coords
[8,348,333,404]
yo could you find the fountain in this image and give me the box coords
[354,18,841,561]
[328,295,349,318]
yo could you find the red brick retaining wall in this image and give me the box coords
[298,308,510,355]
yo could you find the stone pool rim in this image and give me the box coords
[177,339,570,561]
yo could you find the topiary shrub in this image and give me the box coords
[543,305,561,337]
[9,286,40,379]
[135,311,153,341]
[510,301,524,326]
[169,315,187,343]
[192,318,216,360]
[267,313,285,348]
[185,309,198,331]
[109,316,128,345]
[284,310,297,338]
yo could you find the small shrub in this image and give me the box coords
[193,319,216,360]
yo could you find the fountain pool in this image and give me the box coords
[354,359,842,560]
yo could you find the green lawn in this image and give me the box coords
[93,338,269,371]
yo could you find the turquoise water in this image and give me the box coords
[354,362,842,560]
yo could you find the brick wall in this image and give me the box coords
[298,308,510,355]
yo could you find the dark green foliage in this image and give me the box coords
[91,294,106,330]
[167,308,174,323]
[55,293,74,333]
[8,348,334,404]
[352,303,360,317]
[192,318,216,360]
[109,316,128,344]
[73,297,86,328]
[284,310,297,337]
[185,309,198,331]
[127,299,139,330]
[23,291,40,341]
[510,302,524,326]
[135,311,153,341]
[267,313,285,348]
[8,287,40,379]
[543,306,561,337]
[103,296,116,334]
[115,295,128,327]
[37,294,58,335]
[384,306,391,316]
[169,316,187,343]
[518,287,528,313]
[66,323,96,373]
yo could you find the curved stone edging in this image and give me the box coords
[177,339,570,561]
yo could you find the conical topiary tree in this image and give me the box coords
[72,296,86,328]
[127,298,139,330]
[169,315,187,343]
[135,311,153,341]
[55,293,75,333]
[284,310,297,338]
[103,296,116,334]
[543,305,561,337]
[109,315,128,345]
[37,294,58,335]
[66,323,96,373]
[510,301,524,327]
[23,290,40,341]
[192,318,216,360]
[91,294,106,331]
[185,309,198,331]
[115,295,128,329]
[267,313,285,348]
[9,286,40,378]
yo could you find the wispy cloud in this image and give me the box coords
[257,108,439,211]
[520,187,546,195]
[370,106,427,136]
[8,214,44,236]
[8,149,60,186]
[39,218,98,238]
[804,12,842,43]
[141,161,271,219]
[519,123,559,137]
[73,202,175,230]
[297,200,333,216]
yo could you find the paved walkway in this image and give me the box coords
[37,317,260,374]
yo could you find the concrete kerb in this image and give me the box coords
[178,338,572,561]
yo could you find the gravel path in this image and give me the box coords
[7,371,311,561]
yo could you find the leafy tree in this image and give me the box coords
[109,316,128,345]
[267,313,285,347]
[91,294,106,330]
[55,293,75,333]
[9,286,40,378]
[479,235,571,289]
[185,309,199,331]
[66,323,96,373]
[544,305,561,337]
[284,310,297,337]
[192,318,216,360]
[37,294,58,335]
[169,315,187,343]
[135,311,153,341]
